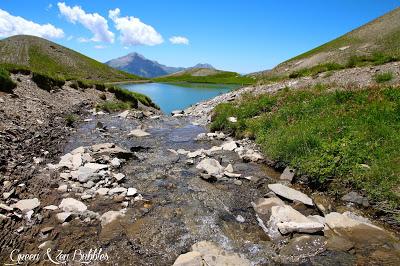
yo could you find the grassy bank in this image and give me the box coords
[211,85,400,213]
[154,71,255,85]
[96,86,159,112]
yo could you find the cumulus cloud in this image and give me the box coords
[108,8,163,46]
[0,8,64,39]
[169,36,189,45]
[57,2,114,43]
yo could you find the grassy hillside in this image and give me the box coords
[154,68,255,85]
[211,85,400,215]
[0,35,143,82]
[257,7,400,79]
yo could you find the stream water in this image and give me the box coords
[55,113,399,265]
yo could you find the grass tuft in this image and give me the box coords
[0,68,17,93]
[374,72,393,83]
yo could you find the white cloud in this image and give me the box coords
[57,2,114,43]
[46,4,53,11]
[0,8,64,39]
[169,36,189,45]
[94,45,106,49]
[77,37,90,43]
[108,8,163,46]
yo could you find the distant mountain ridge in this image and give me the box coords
[106,52,215,78]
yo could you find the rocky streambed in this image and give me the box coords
[1,105,399,265]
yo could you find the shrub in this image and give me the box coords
[96,101,131,112]
[374,72,393,83]
[94,83,106,91]
[0,68,17,93]
[8,67,31,75]
[77,80,92,89]
[65,114,77,127]
[32,72,65,91]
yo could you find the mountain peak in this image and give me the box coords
[191,63,215,69]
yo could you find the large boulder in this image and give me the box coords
[100,210,125,227]
[268,183,313,206]
[196,158,224,176]
[267,205,324,239]
[59,198,87,213]
[221,140,238,151]
[12,198,40,212]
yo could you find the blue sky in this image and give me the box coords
[0,0,399,73]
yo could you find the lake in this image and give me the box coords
[120,82,239,114]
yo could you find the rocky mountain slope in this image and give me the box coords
[255,7,400,78]
[0,35,142,82]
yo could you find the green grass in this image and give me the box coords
[374,72,394,83]
[107,86,159,109]
[154,71,255,85]
[289,62,344,78]
[0,67,17,93]
[32,72,65,91]
[211,85,400,211]
[96,101,132,112]
[0,35,145,83]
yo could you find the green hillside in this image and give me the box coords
[0,35,143,82]
[257,7,400,79]
[154,68,255,85]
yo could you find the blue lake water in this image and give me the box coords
[120,82,239,114]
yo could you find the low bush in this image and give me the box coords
[32,72,65,91]
[107,86,159,109]
[96,101,131,112]
[0,68,17,93]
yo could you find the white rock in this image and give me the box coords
[57,184,68,193]
[187,149,204,158]
[0,203,13,212]
[56,212,71,223]
[252,197,285,215]
[268,183,313,206]
[280,167,295,182]
[12,198,40,212]
[59,198,87,213]
[224,172,241,178]
[227,117,237,123]
[268,205,324,237]
[196,158,224,176]
[117,110,130,118]
[81,194,92,200]
[108,187,127,195]
[44,205,58,211]
[128,129,150,137]
[177,149,189,155]
[113,173,125,182]
[127,187,137,196]
[110,158,122,167]
[225,164,234,173]
[59,173,71,180]
[71,153,82,170]
[221,141,238,151]
[100,211,125,227]
[96,188,110,196]
[168,149,179,155]
[236,215,245,223]
[241,149,264,162]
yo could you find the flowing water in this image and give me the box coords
[120,82,238,114]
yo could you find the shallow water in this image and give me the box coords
[120,82,238,114]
